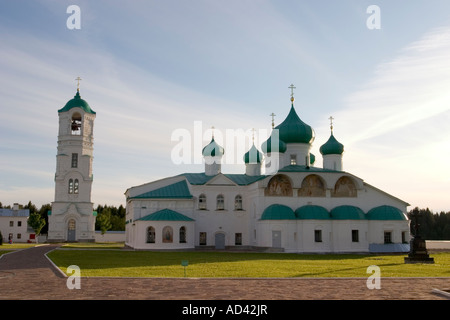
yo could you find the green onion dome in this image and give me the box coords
[58,90,96,114]
[243,144,263,164]
[275,104,315,144]
[202,138,225,157]
[261,131,287,153]
[310,153,316,165]
[319,133,344,155]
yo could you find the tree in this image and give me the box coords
[24,201,38,215]
[38,203,52,235]
[28,212,46,240]
[94,204,125,231]
[408,207,450,240]
[97,208,112,235]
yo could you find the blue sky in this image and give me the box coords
[1,0,449,211]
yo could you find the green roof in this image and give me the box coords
[131,180,193,199]
[225,174,267,185]
[278,165,342,173]
[275,104,314,144]
[261,204,296,220]
[367,205,407,220]
[180,173,266,186]
[180,173,212,185]
[320,133,344,155]
[295,205,330,220]
[260,204,405,221]
[137,209,194,221]
[330,205,366,220]
[58,91,96,114]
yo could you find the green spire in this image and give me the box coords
[319,117,344,155]
[319,133,344,155]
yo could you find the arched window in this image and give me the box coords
[162,226,173,243]
[68,219,76,230]
[179,226,186,243]
[198,194,207,210]
[216,194,224,210]
[68,179,74,194]
[74,179,79,194]
[234,195,243,210]
[146,227,155,243]
[71,113,82,135]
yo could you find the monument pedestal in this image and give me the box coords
[404,236,434,264]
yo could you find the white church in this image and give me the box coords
[124,88,411,253]
[46,83,410,253]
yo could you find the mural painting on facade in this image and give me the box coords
[265,174,293,196]
[162,226,173,243]
[298,174,326,197]
[332,176,357,197]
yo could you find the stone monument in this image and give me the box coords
[404,209,434,264]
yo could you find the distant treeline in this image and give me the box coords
[407,207,450,240]
[2,202,450,239]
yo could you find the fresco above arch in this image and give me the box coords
[332,176,357,197]
[298,174,326,197]
[265,174,293,196]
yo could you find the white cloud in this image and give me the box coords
[318,26,450,212]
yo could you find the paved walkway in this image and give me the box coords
[0,245,449,300]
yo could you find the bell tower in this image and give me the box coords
[48,78,97,242]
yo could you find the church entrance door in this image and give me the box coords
[272,231,281,248]
[215,233,225,249]
[67,219,76,242]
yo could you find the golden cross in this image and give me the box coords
[211,126,215,139]
[75,76,82,91]
[329,116,334,132]
[288,84,296,98]
[251,128,256,143]
[270,112,276,129]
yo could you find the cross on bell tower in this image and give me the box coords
[75,76,82,91]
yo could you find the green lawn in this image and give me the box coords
[47,249,450,278]
[61,242,125,249]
